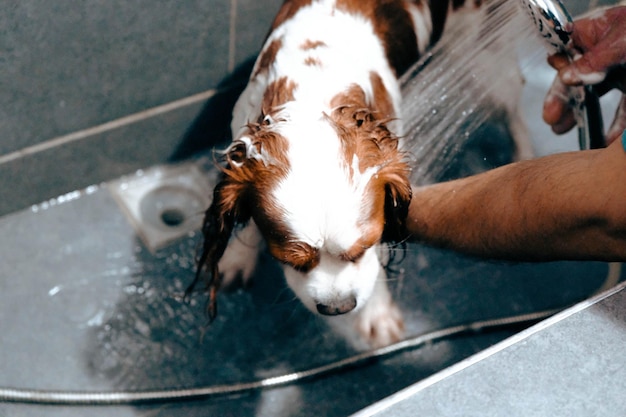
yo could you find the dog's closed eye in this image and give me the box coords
[269,240,321,273]
[338,246,367,263]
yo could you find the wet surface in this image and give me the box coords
[0,167,620,416]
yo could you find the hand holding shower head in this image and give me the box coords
[519,0,605,149]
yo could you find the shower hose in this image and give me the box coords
[0,262,621,406]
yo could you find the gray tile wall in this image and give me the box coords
[0,0,281,216]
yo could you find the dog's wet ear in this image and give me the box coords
[188,175,251,322]
[380,164,412,243]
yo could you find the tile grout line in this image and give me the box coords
[0,89,217,166]
[228,0,238,72]
[352,280,626,417]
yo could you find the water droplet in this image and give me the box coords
[87,310,106,327]
[48,285,62,296]
[124,285,137,294]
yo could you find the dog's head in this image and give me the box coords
[193,82,411,320]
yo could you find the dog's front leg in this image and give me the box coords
[354,267,404,348]
[218,221,263,288]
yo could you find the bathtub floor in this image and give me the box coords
[0,148,622,417]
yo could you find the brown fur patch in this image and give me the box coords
[338,232,380,262]
[304,56,322,67]
[268,240,321,273]
[369,71,395,120]
[261,76,298,119]
[335,0,419,76]
[270,0,314,31]
[329,84,411,242]
[330,83,369,110]
[301,39,327,50]
[254,39,282,78]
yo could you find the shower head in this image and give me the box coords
[519,0,605,149]
[520,0,574,54]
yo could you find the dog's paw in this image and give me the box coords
[355,299,404,348]
[218,224,262,289]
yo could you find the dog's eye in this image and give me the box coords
[283,255,319,273]
[339,247,366,263]
[290,261,315,273]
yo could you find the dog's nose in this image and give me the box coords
[315,296,357,316]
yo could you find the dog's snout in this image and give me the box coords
[315,296,357,316]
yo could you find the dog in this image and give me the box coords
[191,0,529,347]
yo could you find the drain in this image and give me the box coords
[160,208,186,227]
[138,185,204,233]
[107,162,215,252]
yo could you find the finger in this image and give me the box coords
[543,77,577,135]
[563,7,626,85]
[560,56,607,85]
[550,111,577,135]
[547,53,570,71]
[543,91,577,135]
[543,77,571,125]
[606,94,626,145]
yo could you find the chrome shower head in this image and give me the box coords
[520,0,574,54]
[519,0,605,149]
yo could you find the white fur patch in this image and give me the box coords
[284,244,382,316]
[231,1,403,137]
[218,222,263,287]
[270,111,379,253]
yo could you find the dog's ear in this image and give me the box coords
[352,118,411,243]
[380,163,412,243]
[188,147,252,322]
[328,93,411,242]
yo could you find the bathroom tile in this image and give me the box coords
[361,284,626,417]
[233,0,283,66]
[0,0,231,155]
[0,97,208,217]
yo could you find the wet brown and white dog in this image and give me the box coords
[193,0,527,347]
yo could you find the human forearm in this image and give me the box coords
[406,140,626,262]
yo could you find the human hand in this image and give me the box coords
[542,5,626,144]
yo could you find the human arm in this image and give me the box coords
[405,138,626,262]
